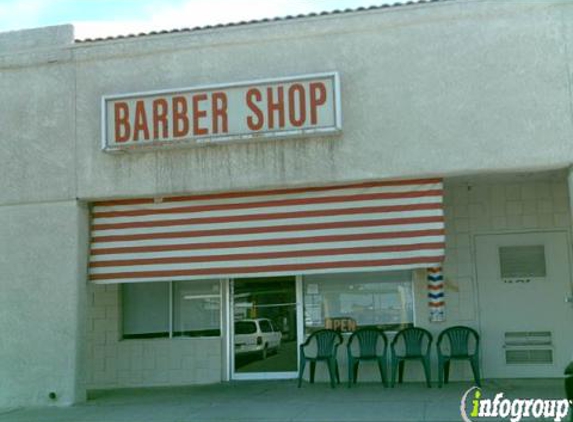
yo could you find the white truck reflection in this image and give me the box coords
[234,318,281,359]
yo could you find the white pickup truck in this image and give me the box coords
[234,318,282,359]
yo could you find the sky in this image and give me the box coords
[0,0,393,40]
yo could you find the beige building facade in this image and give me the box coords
[2,0,573,408]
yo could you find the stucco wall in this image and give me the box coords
[0,200,89,407]
[71,1,573,201]
[1,2,573,206]
[0,26,75,206]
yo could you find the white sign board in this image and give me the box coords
[102,72,341,152]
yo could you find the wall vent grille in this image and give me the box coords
[504,331,553,364]
[504,331,551,346]
[505,349,553,365]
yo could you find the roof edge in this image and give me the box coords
[75,0,455,44]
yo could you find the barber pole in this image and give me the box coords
[428,267,445,322]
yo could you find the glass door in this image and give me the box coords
[231,276,299,379]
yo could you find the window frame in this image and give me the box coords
[121,279,223,341]
[302,271,416,334]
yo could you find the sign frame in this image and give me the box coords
[101,72,342,153]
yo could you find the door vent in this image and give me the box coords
[504,331,553,364]
[499,245,546,279]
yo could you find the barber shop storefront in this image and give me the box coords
[90,178,443,383]
[3,0,573,408]
[88,72,445,383]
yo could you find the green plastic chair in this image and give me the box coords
[298,329,343,388]
[390,327,433,388]
[347,327,388,387]
[437,326,481,387]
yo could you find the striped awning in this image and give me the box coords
[89,178,445,284]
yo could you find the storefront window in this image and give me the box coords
[122,282,170,339]
[173,280,221,337]
[121,280,221,339]
[303,271,414,334]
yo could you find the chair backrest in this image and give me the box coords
[348,327,388,358]
[304,329,343,358]
[391,327,432,357]
[437,326,479,357]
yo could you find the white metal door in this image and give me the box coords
[475,231,573,378]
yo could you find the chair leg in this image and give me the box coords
[353,361,359,385]
[310,361,316,384]
[335,360,340,384]
[347,357,354,388]
[444,360,451,384]
[398,360,405,384]
[470,357,481,387]
[423,357,432,388]
[437,358,444,388]
[377,357,388,387]
[391,358,397,388]
[298,357,306,388]
[327,358,337,389]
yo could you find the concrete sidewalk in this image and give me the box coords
[0,379,566,422]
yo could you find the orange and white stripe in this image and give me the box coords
[89,179,445,284]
